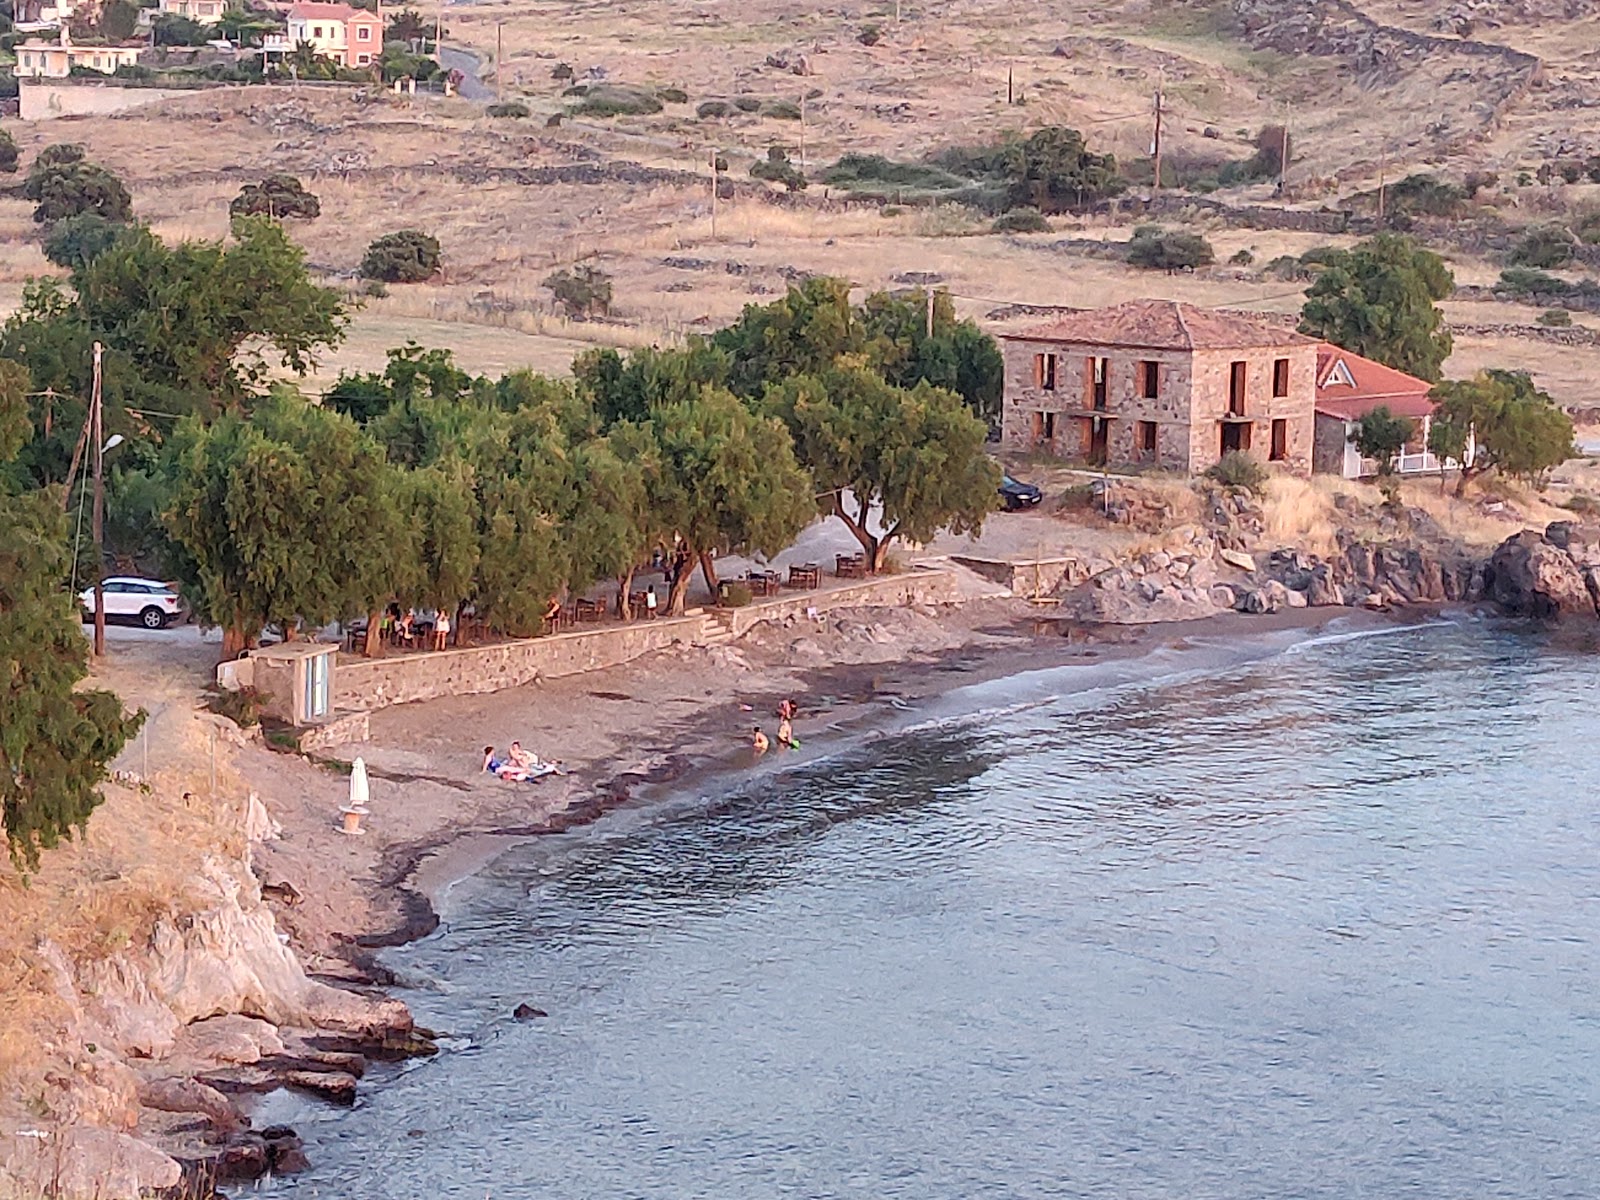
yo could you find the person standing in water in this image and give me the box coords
[752,726,770,753]
[777,714,795,749]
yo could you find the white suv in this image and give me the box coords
[79,577,185,629]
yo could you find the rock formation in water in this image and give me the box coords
[1485,522,1600,618]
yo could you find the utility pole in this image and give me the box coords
[1151,80,1165,193]
[434,0,442,52]
[1006,64,1013,105]
[90,340,105,659]
[495,20,504,102]
[709,149,719,238]
[925,289,934,338]
[798,92,806,171]
[1279,112,1290,196]
[1377,142,1388,224]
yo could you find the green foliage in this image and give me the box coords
[572,341,729,427]
[385,8,435,42]
[0,360,141,869]
[1538,308,1573,327]
[216,7,280,47]
[991,208,1049,233]
[98,0,139,38]
[152,12,209,45]
[570,85,663,117]
[659,87,688,103]
[999,126,1124,212]
[766,364,999,571]
[361,229,441,283]
[486,101,530,118]
[1507,224,1577,269]
[696,99,731,118]
[23,150,133,224]
[551,61,573,80]
[820,153,973,203]
[544,264,613,319]
[1228,248,1254,266]
[0,128,18,175]
[1430,369,1574,492]
[762,99,801,120]
[325,344,472,426]
[1126,225,1215,271]
[1495,267,1589,300]
[857,23,881,44]
[230,174,321,220]
[1204,451,1268,492]
[750,145,806,191]
[380,45,440,83]
[162,392,407,645]
[1384,174,1467,219]
[731,95,761,113]
[41,211,126,271]
[1351,405,1413,475]
[1298,233,1454,382]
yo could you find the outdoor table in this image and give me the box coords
[788,563,820,590]
[835,554,867,579]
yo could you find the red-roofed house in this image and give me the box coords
[999,299,1319,474]
[283,1,382,66]
[1311,345,1460,477]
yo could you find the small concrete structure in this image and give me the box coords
[247,641,336,727]
[1000,300,1319,475]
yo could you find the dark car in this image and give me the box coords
[999,475,1043,511]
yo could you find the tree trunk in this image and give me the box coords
[699,549,721,604]
[667,549,696,616]
[363,611,384,658]
[221,624,248,662]
[871,538,892,574]
[832,491,880,571]
[617,566,636,622]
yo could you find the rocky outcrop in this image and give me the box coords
[1485,523,1600,617]
[1056,532,1227,623]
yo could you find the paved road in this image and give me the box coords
[439,45,492,101]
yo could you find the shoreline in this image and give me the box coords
[353,600,1426,941]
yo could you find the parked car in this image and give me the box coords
[998,475,1043,511]
[79,577,185,629]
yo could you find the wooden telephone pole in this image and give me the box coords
[709,149,719,238]
[1151,80,1164,193]
[495,21,504,101]
[90,341,105,658]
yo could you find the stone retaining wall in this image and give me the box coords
[724,567,963,636]
[333,611,715,712]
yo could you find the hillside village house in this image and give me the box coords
[274,1,383,66]
[1312,345,1465,478]
[14,28,143,76]
[158,0,226,22]
[1000,300,1319,475]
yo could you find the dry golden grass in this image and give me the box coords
[1263,473,1343,556]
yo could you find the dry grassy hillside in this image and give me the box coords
[0,0,1594,404]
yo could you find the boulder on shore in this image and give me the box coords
[1486,529,1597,618]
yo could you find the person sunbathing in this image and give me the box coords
[483,745,532,781]
[509,741,539,770]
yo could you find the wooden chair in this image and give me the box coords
[835,554,867,579]
[788,563,820,590]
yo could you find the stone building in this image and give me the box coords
[999,300,1319,475]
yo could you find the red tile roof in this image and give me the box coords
[1004,299,1318,351]
[1314,345,1436,420]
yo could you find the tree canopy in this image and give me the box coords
[1428,369,1574,495]
[0,359,141,869]
[999,126,1124,213]
[1351,405,1413,476]
[1298,234,1454,382]
[766,364,999,571]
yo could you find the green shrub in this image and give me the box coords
[152,12,208,44]
[230,174,320,220]
[1385,173,1467,218]
[1262,253,1310,281]
[750,146,807,191]
[1508,224,1578,269]
[991,208,1049,233]
[1497,267,1577,298]
[551,61,573,80]
[732,95,761,113]
[697,99,731,118]
[659,86,688,103]
[486,100,531,118]
[1559,161,1584,185]
[42,212,126,270]
[857,23,881,44]
[209,686,262,729]
[544,263,613,318]
[571,84,663,117]
[1126,225,1214,271]
[0,128,17,175]
[720,581,753,607]
[1538,308,1574,326]
[823,153,966,192]
[360,229,442,283]
[363,279,389,298]
[1565,492,1600,513]
[1229,248,1254,266]
[762,99,801,120]
[1205,451,1268,492]
[23,153,132,225]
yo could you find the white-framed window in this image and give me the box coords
[356,24,370,39]
[312,23,322,36]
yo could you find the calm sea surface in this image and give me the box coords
[268,618,1600,1199]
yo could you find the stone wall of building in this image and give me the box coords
[1186,345,1317,475]
[1313,413,1353,476]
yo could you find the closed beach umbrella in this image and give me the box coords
[349,757,370,811]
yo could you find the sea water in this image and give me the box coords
[270,618,1600,1199]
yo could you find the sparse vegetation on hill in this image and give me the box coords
[41,211,127,271]
[1126,226,1215,272]
[1507,225,1577,270]
[361,229,442,283]
[750,146,806,192]
[566,84,664,117]
[544,264,614,319]
[23,146,132,225]
[486,101,531,119]
[230,174,321,221]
